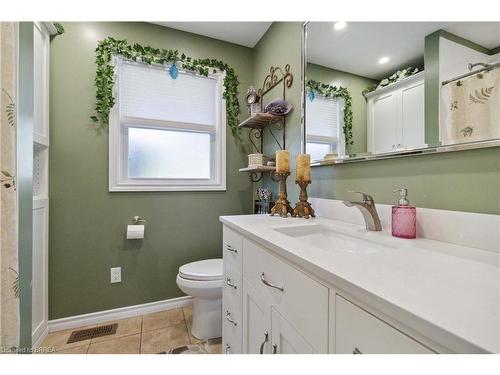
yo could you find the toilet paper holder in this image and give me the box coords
[132,216,146,225]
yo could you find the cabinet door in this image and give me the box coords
[401,80,425,149]
[370,92,398,153]
[242,280,271,354]
[32,199,48,345]
[271,308,314,354]
[335,295,433,354]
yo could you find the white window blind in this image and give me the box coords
[120,62,217,126]
[306,91,344,160]
[306,93,339,138]
[109,58,226,191]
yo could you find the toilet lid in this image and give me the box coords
[179,259,223,281]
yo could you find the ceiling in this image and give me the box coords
[307,22,500,80]
[152,22,272,48]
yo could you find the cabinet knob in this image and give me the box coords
[226,277,238,290]
[260,272,284,292]
[272,343,278,354]
[225,244,237,253]
[259,331,269,354]
[225,310,237,326]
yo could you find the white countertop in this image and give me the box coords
[220,214,500,353]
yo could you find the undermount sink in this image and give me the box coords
[273,224,397,254]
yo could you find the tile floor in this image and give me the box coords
[40,305,222,354]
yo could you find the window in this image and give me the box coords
[109,58,226,191]
[306,91,345,161]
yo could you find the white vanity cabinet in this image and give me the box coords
[334,295,434,354]
[222,223,442,354]
[222,226,243,354]
[366,72,425,154]
[222,226,329,353]
[242,238,328,353]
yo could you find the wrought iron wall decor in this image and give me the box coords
[238,64,294,182]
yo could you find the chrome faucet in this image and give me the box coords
[343,191,382,231]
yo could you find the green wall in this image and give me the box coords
[49,22,500,320]
[49,22,254,319]
[253,22,303,203]
[260,23,500,215]
[306,63,377,154]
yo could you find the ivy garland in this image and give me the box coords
[306,79,354,146]
[90,37,241,136]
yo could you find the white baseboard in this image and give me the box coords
[48,295,193,333]
[33,325,49,349]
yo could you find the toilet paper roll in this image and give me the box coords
[127,224,145,239]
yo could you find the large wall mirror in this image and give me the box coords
[302,22,500,164]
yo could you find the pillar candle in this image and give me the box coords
[276,150,290,173]
[296,154,311,181]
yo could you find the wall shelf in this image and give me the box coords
[238,113,283,130]
[239,64,293,183]
[239,165,279,183]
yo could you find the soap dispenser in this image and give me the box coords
[392,188,416,239]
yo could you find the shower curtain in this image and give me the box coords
[441,66,500,145]
[0,22,19,353]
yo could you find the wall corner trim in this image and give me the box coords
[47,296,193,333]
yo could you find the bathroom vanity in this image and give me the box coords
[220,200,499,354]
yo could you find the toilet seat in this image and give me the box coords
[178,259,223,281]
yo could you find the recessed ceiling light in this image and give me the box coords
[334,22,347,31]
[378,56,390,64]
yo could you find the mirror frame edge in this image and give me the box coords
[302,21,500,167]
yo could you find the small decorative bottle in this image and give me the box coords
[392,188,416,239]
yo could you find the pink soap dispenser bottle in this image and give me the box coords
[392,188,416,239]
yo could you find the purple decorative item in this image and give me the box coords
[264,98,293,116]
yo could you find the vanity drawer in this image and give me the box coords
[242,238,329,352]
[224,264,242,304]
[335,295,433,354]
[222,288,242,354]
[223,226,243,273]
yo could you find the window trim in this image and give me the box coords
[109,57,226,192]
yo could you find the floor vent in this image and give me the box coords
[67,323,118,343]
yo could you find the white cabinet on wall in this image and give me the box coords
[367,72,426,154]
[32,22,54,347]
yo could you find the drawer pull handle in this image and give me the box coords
[226,244,238,253]
[226,278,238,290]
[272,343,278,354]
[261,272,284,292]
[225,310,237,326]
[259,331,269,354]
[225,344,231,354]
[353,347,362,354]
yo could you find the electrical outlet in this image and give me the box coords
[110,267,121,283]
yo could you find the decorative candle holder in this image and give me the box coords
[292,180,315,219]
[270,172,293,217]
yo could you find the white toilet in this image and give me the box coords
[176,258,223,340]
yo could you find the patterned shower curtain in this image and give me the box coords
[0,22,19,353]
[441,66,500,145]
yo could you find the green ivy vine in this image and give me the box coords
[90,37,241,136]
[306,79,353,146]
[53,22,65,35]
